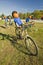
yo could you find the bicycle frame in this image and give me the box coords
[15,24,30,39]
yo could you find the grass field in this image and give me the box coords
[0,20,43,65]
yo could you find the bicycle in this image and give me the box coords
[15,24,38,56]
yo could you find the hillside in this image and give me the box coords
[0,21,43,65]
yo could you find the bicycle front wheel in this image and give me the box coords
[25,36,38,56]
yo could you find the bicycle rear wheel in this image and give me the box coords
[25,36,38,56]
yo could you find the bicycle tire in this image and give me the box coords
[25,36,38,56]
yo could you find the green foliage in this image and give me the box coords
[32,10,43,19]
[19,12,30,19]
[1,14,5,18]
[19,10,43,19]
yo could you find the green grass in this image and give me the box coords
[0,20,43,65]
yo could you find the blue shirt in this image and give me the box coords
[5,18,8,22]
[14,18,22,26]
[26,18,30,22]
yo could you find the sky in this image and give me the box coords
[0,0,43,15]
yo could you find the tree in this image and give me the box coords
[19,13,23,19]
[1,14,5,19]
[32,10,43,19]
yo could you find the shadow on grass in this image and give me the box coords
[0,33,37,56]
[0,25,6,29]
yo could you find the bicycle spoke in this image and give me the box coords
[25,37,38,56]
